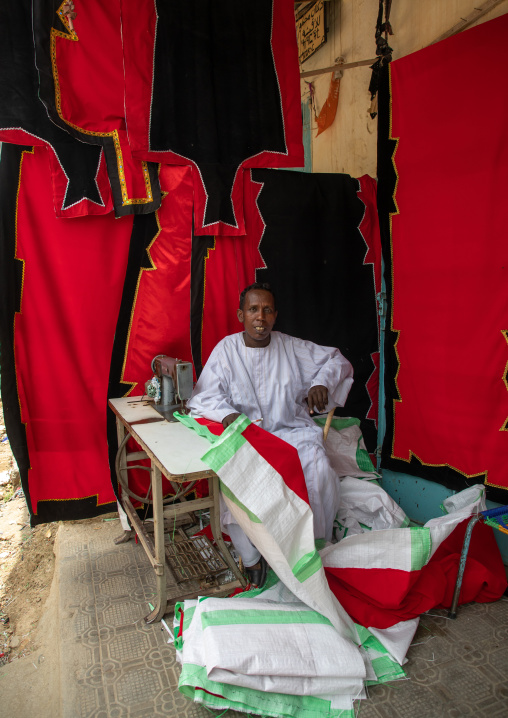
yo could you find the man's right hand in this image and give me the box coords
[222,412,241,428]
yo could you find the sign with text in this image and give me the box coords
[297,1,326,64]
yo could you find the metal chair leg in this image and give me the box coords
[448,514,482,619]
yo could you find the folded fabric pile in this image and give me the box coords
[174,590,411,718]
[172,414,506,716]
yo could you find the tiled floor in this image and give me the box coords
[57,520,508,718]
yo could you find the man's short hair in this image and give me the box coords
[239,283,276,310]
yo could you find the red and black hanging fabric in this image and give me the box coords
[194,173,266,374]
[106,166,198,504]
[32,0,162,218]
[1,156,381,523]
[0,1,379,523]
[120,0,304,235]
[377,14,508,502]
[0,0,113,217]
[0,144,133,525]
[250,169,382,452]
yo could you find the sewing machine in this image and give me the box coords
[145,355,193,421]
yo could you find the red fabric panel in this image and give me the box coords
[200,173,265,364]
[118,165,194,501]
[325,566,446,629]
[51,2,157,213]
[118,0,157,157]
[357,175,382,309]
[243,423,309,506]
[14,147,132,514]
[388,15,508,490]
[192,523,231,544]
[325,521,507,628]
[195,418,225,437]
[432,521,507,608]
[121,165,194,394]
[52,1,125,134]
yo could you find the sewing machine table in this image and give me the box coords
[108,397,246,623]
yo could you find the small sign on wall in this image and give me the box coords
[296,1,326,64]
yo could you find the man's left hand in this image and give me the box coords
[307,385,328,413]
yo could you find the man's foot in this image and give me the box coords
[246,555,268,588]
[113,530,134,544]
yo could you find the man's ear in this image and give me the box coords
[237,308,244,323]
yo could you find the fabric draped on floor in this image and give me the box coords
[173,414,507,716]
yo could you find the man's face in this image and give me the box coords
[237,289,277,347]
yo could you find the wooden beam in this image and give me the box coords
[299,0,507,79]
[300,57,377,79]
[430,0,507,45]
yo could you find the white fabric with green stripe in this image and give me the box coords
[323,483,487,570]
[312,416,380,479]
[195,597,366,695]
[332,476,410,542]
[201,413,358,641]
[174,584,409,718]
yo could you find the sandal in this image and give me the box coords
[246,555,268,588]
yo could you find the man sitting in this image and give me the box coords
[187,283,354,585]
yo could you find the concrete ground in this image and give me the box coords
[4,518,508,718]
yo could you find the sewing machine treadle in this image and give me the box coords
[108,396,246,622]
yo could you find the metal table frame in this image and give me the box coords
[108,397,246,623]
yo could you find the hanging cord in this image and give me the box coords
[305,80,318,122]
[368,0,394,119]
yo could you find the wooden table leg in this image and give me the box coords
[145,464,168,623]
[114,418,134,544]
[209,474,247,586]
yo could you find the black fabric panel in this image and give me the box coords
[376,62,400,445]
[150,0,286,226]
[197,165,238,228]
[376,65,507,503]
[32,0,75,132]
[33,497,117,526]
[106,212,161,499]
[252,169,379,452]
[0,0,104,209]
[0,145,33,516]
[190,233,216,378]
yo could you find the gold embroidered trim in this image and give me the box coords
[50,3,153,206]
[501,330,508,432]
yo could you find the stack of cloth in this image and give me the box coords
[174,590,411,718]
[172,414,506,716]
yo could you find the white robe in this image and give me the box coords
[187,331,354,540]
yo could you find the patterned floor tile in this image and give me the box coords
[57,521,508,718]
